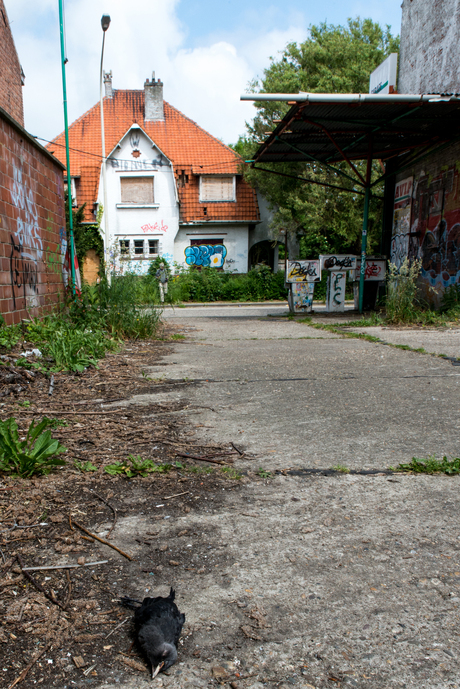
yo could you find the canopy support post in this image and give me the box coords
[359,136,373,314]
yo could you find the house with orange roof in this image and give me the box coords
[48,72,262,276]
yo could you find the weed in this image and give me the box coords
[332,464,350,473]
[220,466,242,480]
[17,400,31,408]
[0,417,67,478]
[256,467,273,478]
[395,455,460,475]
[105,456,174,477]
[0,322,22,350]
[186,465,214,475]
[74,460,98,472]
[170,334,186,340]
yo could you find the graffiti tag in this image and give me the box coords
[141,221,168,233]
[322,255,357,270]
[185,244,227,268]
[286,260,320,283]
[9,235,38,309]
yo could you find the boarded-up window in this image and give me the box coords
[200,176,235,202]
[120,176,154,203]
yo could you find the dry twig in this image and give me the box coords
[91,490,117,539]
[71,519,132,560]
[17,555,67,610]
[7,642,51,689]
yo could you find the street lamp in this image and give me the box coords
[100,14,111,278]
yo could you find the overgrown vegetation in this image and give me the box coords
[394,456,460,475]
[0,417,67,478]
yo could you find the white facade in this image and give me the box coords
[98,125,179,274]
[97,124,255,275]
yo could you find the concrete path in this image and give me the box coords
[104,312,460,689]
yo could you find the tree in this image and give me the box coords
[235,18,400,258]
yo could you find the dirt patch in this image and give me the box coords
[0,334,243,688]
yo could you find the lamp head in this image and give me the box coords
[101,15,111,32]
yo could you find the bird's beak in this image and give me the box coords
[151,662,164,679]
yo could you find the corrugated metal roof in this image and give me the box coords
[252,96,460,165]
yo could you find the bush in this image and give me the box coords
[385,259,423,324]
[171,265,288,302]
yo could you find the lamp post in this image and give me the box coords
[58,0,76,296]
[100,14,111,278]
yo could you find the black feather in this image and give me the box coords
[120,587,185,676]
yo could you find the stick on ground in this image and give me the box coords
[71,519,132,560]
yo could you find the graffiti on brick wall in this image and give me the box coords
[9,164,42,308]
[184,244,227,268]
[392,168,460,295]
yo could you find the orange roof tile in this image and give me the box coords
[48,90,259,224]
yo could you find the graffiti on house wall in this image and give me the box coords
[141,221,168,233]
[9,164,42,308]
[392,167,460,298]
[184,244,227,267]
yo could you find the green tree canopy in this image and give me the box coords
[234,18,399,258]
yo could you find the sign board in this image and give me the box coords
[327,271,347,312]
[289,282,315,313]
[369,53,398,95]
[286,259,321,283]
[320,254,357,271]
[352,259,386,282]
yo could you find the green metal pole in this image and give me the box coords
[58,0,76,297]
[358,137,373,314]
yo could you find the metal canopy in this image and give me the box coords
[240,92,460,312]
[242,93,460,168]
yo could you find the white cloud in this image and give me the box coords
[7,0,308,145]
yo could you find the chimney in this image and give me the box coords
[104,70,113,98]
[144,72,164,121]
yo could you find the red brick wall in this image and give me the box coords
[0,113,66,325]
[0,1,24,127]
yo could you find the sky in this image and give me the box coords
[7,0,403,147]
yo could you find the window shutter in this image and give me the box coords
[120,177,154,203]
[200,176,234,201]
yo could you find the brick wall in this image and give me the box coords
[0,0,24,127]
[0,108,66,325]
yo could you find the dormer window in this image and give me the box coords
[200,175,235,202]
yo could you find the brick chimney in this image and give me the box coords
[103,70,113,98]
[144,72,164,121]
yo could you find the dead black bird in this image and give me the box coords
[120,587,185,679]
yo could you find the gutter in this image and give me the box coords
[240,92,456,104]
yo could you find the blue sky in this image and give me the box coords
[7,0,403,146]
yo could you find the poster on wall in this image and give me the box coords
[391,176,413,268]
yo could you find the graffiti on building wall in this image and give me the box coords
[391,177,413,268]
[9,164,43,308]
[392,167,460,295]
[184,244,227,268]
[141,221,168,233]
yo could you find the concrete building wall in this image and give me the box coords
[0,0,24,127]
[174,225,249,273]
[392,140,460,306]
[399,0,460,94]
[0,109,66,324]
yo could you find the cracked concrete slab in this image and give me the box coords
[94,312,460,689]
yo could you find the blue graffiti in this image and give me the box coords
[185,244,227,267]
